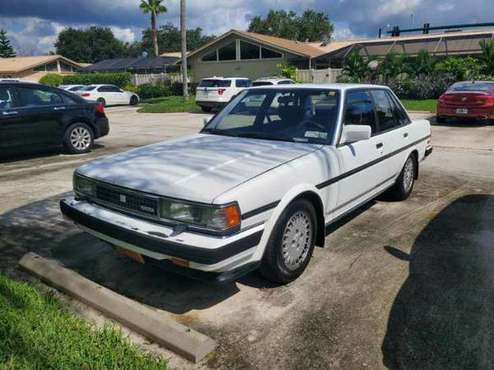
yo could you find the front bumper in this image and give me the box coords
[60,198,264,278]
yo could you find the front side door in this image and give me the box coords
[331,89,388,217]
[0,84,26,154]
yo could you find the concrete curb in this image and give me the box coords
[19,252,216,363]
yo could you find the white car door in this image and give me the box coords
[330,89,390,218]
[108,85,127,105]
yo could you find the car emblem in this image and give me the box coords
[462,97,467,102]
[119,194,127,203]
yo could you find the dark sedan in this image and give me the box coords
[0,81,109,158]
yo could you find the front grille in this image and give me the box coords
[94,183,159,217]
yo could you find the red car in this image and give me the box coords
[437,81,494,123]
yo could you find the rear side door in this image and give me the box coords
[13,85,66,148]
[331,89,388,217]
[370,89,411,179]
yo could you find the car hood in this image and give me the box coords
[76,134,320,203]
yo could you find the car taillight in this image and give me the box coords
[95,102,105,114]
[218,88,225,95]
[80,93,90,97]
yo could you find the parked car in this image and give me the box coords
[59,84,86,92]
[78,84,139,107]
[252,77,295,86]
[0,81,109,157]
[61,84,432,284]
[437,81,494,123]
[195,77,251,112]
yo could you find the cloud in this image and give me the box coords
[1,0,494,54]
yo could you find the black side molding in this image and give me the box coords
[60,200,263,265]
[242,201,280,220]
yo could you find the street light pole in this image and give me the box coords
[180,0,188,97]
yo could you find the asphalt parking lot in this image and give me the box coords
[1,107,494,369]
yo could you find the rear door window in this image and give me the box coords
[16,86,64,107]
[0,86,17,110]
[344,90,377,135]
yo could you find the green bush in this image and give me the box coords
[137,84,171,99]
[62,72,131,88]
[39,73,63,87]
[123,84,138,93]
[435,57,481,81]
[170,82,198,96]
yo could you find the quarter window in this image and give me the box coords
[344,90,377,134]
[370,90,399,132]
[218,42,236,61]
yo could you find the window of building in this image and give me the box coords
[202,50,217,62]
[218,42,236,61]
[240,41,260,60]
[261,47,282,59]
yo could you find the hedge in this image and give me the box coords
[62,72,131,88]
[137,84,172,99]
[39,73,64,87]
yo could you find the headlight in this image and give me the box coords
[160,199,240,233]
[73,174,95,197]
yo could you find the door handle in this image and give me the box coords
[2,111,18,116]
[376,143,384,149]
[53,106,66,111]
[403,132,409,138]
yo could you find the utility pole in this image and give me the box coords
[180,0,188,97]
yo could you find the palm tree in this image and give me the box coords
[405,49,436,77]
[342,51,370,82]
[180,0,188,97]
[140,0,167,56]
[479,40,494,75]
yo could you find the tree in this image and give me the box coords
[55,27,126,63]
[248,9,333,42]
[0,29,16,58]
[405,50,436,77]
[342,52,370,82]
[140,0,167,57]
[479,39,494,75]
[180,0,188,97]
[141,24,214,54]
[435,57,481,81]
[379,52,407,82]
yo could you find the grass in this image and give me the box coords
[138,95,201,113]
[0,275,167,370]
[401,99,437,112]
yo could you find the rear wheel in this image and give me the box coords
[200,106,212,113]
[436,116,446,123]
[260,199,317,284]
[388,154,417,201]
[97,98,106,107]
[63,123,94,154]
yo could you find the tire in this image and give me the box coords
[436,116,446,124]
[130,95,138,105]
[260,199,317,284]
[201,106,212,113]
[388,154,417,201]
[97,98,106,107]
[63,123,94,154]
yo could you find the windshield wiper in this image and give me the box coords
[236,132,294,142]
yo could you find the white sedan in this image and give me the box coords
[78,84,139,106]
[61,84,432,284]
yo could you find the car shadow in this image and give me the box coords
[382,194,494,369]
[0,193,240,315]
[0,144,106,164]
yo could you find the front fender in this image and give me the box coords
[251,183,324,261]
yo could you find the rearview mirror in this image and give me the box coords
[340,125,371,144]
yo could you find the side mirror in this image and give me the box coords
[340,124,371,144]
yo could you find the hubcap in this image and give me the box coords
[281,211,313,271]
[70,127,91,151]
[403,158,414,192]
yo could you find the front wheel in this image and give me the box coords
[130,95,138,105]
[260,199,317,284]
[63,123,94,154]
[388,154,417,201]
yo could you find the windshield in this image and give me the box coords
[202,89,340,144]
[450,82,494,92]
[199,79,231,88]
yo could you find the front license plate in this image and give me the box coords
[456,108,468,114]
[116,247,145,264]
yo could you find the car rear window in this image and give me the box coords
[450,82,494,92]
[252,81,274,87]
[199,79,232,88]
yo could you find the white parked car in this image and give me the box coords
[195,77,251,112]
[61,84,432,284]
[252,77,295,86]
[59,84,85,92]
[78,84,139,106]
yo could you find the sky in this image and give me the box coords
[0,0,494,55]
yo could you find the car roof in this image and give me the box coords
[248,83,389,91]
